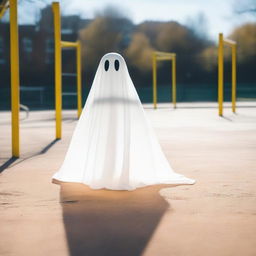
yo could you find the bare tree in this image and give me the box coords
[185,12,209,39]
[233,0,256,16]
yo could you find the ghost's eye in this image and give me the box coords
[104,60,109,71]
[114,60,119,71]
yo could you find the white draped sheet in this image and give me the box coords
[53,53,195,190]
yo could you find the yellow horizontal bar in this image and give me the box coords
[154,51,176,58]
[223,38,236,47]
[61,41,78,48]
[0,0,9,18]
[156,56,174,61]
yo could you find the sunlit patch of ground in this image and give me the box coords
[0,102,256,256]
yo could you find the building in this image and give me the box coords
[0,5,91,87]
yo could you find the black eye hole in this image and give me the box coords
[104,60,109,71]
[114,59,119,71]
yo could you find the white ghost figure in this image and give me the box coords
[53,52,195,190]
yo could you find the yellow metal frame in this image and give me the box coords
[218,33,237,116]
[0,0,9,18]
[152,51,176,109]
[0,0,20,157]
[52,2,82,139]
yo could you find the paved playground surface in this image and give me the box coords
[0,102,256,256]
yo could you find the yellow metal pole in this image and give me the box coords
[218,33,224,116]
[10,0,20,157]
[52,2,62,139]
[172,55,176,108]
[76,41,82,118]
[232,44,236,113]
[152,53,157,109]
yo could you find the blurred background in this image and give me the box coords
[0,0,255,110]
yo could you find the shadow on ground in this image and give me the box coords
[58,182,173,256]
[0,139,59,173]
[0,157,18,173]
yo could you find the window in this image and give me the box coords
[61,28,72,35]
[0,37,5,64]
[45,38,54,64]
[22,37,33,61]
[23,38,33,53]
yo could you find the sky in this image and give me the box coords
[4,0,256,40]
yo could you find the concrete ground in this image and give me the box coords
[0,102,256,256]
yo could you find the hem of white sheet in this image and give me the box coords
[52,174,196,191]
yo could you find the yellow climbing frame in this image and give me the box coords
[0,0,20,157]
[152,51,176,109]
[0,0,8,18]
[218,33,237,116]
[52,2,82,139]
